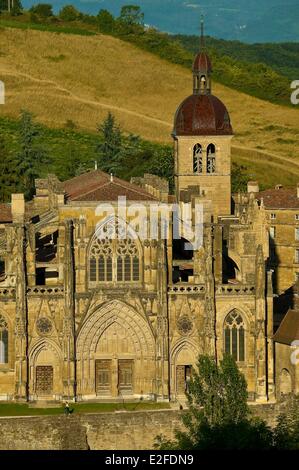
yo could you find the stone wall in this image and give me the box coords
[0,410,182,450]
[0,405,288,450]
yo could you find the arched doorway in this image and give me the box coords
[280,368,292,396]
[171,340,198,399]
[29,340,62,400]
[76,300,156,400]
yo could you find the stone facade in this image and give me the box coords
[0,40,298,405]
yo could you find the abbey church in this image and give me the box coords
[0,35,298,403]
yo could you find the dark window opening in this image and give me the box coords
[172,237,194,284]
[173,238,193,261]
[0,259,5,282]
[222,254,240,284]
[36,231,58,263]
[36,268,58,286]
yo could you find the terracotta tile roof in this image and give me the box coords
[0,204,12,223]
[63,170,157,202]
[256,187,299,209]
[274,309,299,345]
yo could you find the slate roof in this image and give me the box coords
[63,170,158,202]
[274,308,299,345]
[0,204,12,223]
[256,188,299,210]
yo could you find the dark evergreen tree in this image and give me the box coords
[0,136,19,202]
[96,112,123,174]
[16,110,48,199]
[231,163,249,193]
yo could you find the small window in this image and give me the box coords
[269,227,276,239]
[295,214,299,221]
[295,249,299,264]
[270,213,276,220]
[295,228,299,241]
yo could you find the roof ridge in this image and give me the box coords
[71,180,112,200]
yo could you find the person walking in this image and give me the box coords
[64,400,70,416]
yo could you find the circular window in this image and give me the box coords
[177,316,193,336]
[36,317,53,335]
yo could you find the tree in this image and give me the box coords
[231,162,249,193]
[59,5,80,22]
[29,3,53,18]
[155,355,274,450]
[10,0,23,16]
[274,397,299,449]
[148,148,174,191]
[117,5,144,34]
[97,9,115,34]
[16,111,49,199]
[0,136,19,202]
[119,5,144,26]
[59,146,89,180]
[96,112,123,174]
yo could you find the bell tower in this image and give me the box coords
[172,18,233,219]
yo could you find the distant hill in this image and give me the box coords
[1,26,299,190]
[173,35,299,81]
[22,0,299,42]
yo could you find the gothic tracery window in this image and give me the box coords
[89,219,140,284]
[0,315,8,364]
[224,310,245,362]
[207,143,216,174]
[193,144,203,174]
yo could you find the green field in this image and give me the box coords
[0,401,170,416]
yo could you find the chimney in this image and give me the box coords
[247,181,259,194]
[11,194,25,223]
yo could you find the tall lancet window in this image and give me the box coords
[0,315,8,364]
[207,143,216,174]
[193,144,203,174]
[224,310,245,362]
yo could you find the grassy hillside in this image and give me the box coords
[0,27,299,188]
[0,12,295,107]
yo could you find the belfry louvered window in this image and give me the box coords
[89,219,140,284]
[224,310,245,362]
[207,143,216,174]
[193,144,203,173]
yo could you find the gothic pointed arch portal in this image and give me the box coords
[29,339,63,400]
[171,339,198,399]
[76,300,156,399]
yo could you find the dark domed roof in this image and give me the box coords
[193,52,212,73]
[173,94,233,137]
